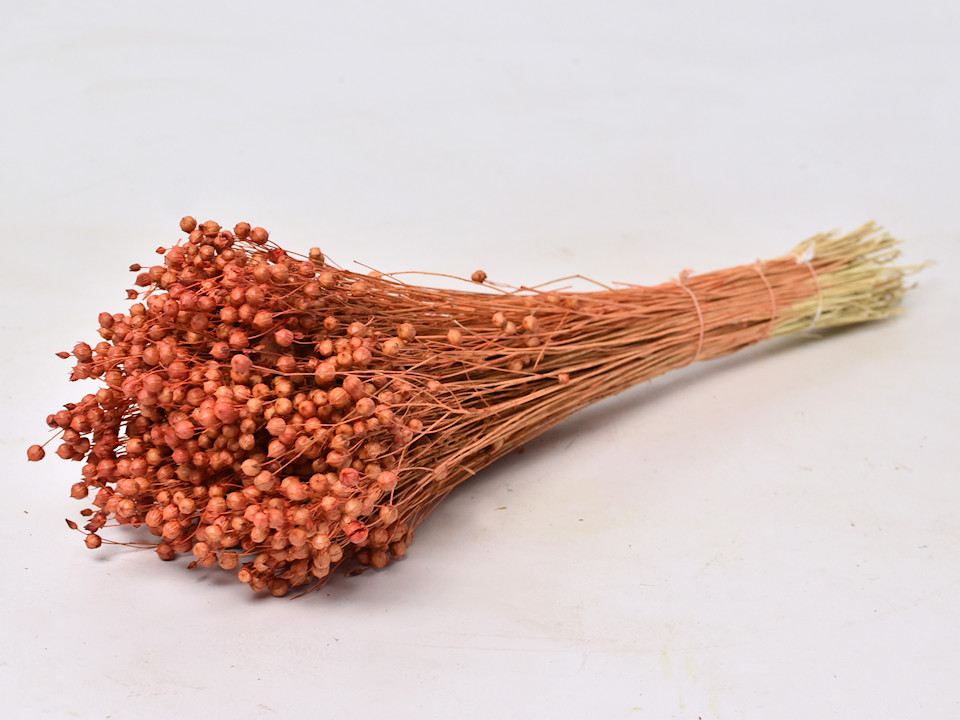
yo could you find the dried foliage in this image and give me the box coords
[30,218,915,596]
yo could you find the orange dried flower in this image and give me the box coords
[32,218,918,596]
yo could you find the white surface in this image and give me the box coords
[2,2,958,718]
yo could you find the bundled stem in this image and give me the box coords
[385,223,912,518]
[31,219,916,596]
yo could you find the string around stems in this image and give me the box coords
[673,270,705,365]
[752,260,778,330]
[794,248,824,331]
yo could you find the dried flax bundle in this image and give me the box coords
[29,218,915,596]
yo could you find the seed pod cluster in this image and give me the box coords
[39,220,444,595]
[33,218,913,596]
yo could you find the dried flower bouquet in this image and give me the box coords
[30,218,914,596]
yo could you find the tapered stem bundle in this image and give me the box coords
[31,219,914,596]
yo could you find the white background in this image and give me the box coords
[2,2,958,718]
